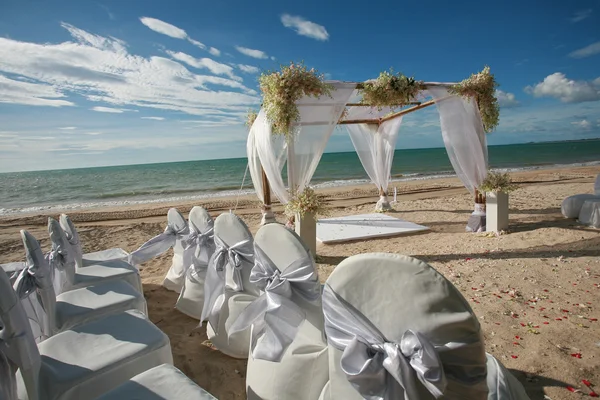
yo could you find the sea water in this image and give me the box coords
[1,139,599,215]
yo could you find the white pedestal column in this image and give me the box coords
[295,212,316,258]
[486,191,509,232]
[260,205,276,225]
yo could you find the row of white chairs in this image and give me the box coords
[0,215,216,399]
[137,207,532,399]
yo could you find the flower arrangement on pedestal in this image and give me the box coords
[478,171,518,194]
[284,187,329,221]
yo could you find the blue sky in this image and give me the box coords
[0,0,599,173]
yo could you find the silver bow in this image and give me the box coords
[228,244,321,362]
[200,235,253,328]
[323,284,447,400]
[185,225,215,273]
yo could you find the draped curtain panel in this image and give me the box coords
[251,109,289,204]
[346,117,402,194]
[246,128,264,204]
[428,87,488,195]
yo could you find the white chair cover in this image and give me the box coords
[58,214,129,267]
[201,213,259,358]
[0,269,41,400]
[57,215,142,293]
[579,199,600,228]
[17,309,173,400]
[19,230,147,336]
[230,223,328,400]
[486,354,530,400]
[322,253,489,400]
[176,206,216,320]
[49,218,143,294]
[561,194,600,218]
[95,364,217,400]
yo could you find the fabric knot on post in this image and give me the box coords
[322,284,447,400]
[228,244,321,362]
[200,235,254,329]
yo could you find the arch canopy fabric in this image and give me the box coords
[246,81,488,206]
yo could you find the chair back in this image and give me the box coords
[188,206,215,267]
[59,214,83,270]
[322,253,488,400]
[0,268,41,400]
[48,218,77,293]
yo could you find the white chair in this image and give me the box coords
[127,208,190,293]
[58,214,129,265]
[320,253,530,400]
[176,206,216,320]
[0,268,173,400]
[58,215,142,294]
[230,223,328,400]
[94,364,217,400]
[16,230,147,336]
[578,198,600,228]
[48,218,142,294]
[561,174,600,218]
[201,212,259,358]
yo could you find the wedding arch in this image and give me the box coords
[246,63,499,255]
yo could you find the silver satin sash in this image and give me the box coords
[12,260,56,341]
[0,278,40,400]
[200,235,253,327]
[46,245,72,295]
[322,284,449,400]
[228,244,321,362]
[185,225,215,276]
[128,224,187,266]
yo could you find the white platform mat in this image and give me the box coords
[316,213,429,244]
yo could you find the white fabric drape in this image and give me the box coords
[286,82,356,194]
[346,117,403,210]
[251,82,355,203]
[428,87,488,194]
[252,110,289,203]
[247,128,264,204]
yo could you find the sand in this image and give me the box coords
[1,165,599,400]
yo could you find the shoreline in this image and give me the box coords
[2,162,600,220]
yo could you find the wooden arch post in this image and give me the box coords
[260,167,276,225]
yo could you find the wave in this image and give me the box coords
[2,160,599,216]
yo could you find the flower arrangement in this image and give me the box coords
[478,171,518,193]
[245,109,258,128]
[359,69,424,110]
[284,187,329,220]
[259,62,332,138]
[448,66,500,133]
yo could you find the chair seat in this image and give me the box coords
[95,364,217,400]
[82,248,129,265]
[1,261,25,284]
[18,310,173,400]
[56,280,146,332]
[73,259,142,293]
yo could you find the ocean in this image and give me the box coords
[1,139,599,215]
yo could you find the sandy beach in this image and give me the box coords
[1,165,599,400]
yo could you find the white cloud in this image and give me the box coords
[141,117,165,120]
[58,126,77,130]
[85,131,103,135]
[568,41,600,59]
[139,17,220,56]
[0,23,259,117]
[140,17,187,39]
[570,9,592,23]
[0,74,74,107]
[525,73,600,103]
[280,14,329,41]
[571,119,591,129]
[237,64,260,74]
[166,51,241,81]
[496,90,519,108]
[91,106,129,113]
[235,46,269,59]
